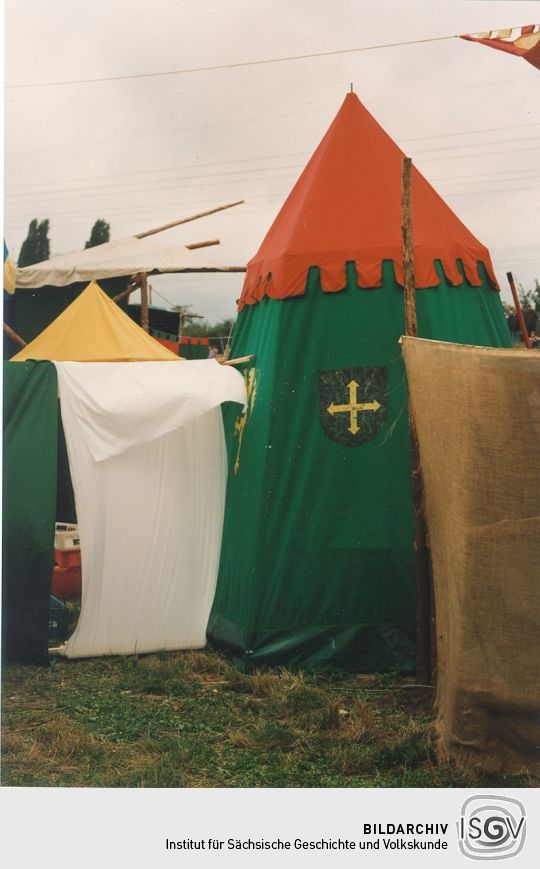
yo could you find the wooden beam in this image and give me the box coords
[149,265,246,273]
[401,156,431,686]
[185,239,220,250]
[3,322,27,347]
[222,354,255,366]
[209,266,246,273]
[112,280,138,304]
[135,201,244,239]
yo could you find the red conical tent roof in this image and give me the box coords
[239,92,498,309]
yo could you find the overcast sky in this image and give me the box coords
[4,0,540,321]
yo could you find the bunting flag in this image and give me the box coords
[3,242,16,295]
[461,25,540,70]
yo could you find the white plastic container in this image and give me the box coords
[54,522,80,551]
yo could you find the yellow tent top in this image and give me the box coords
[11,281,181,362]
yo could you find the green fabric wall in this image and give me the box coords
[208,261,511,672]
[3,362,58,663]
[56,411,77,524]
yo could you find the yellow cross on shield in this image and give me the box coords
[319,366,388,446]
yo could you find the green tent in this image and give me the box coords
[3,361,58,664]
[208,93,511,673]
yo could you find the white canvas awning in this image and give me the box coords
[15,235,245,289]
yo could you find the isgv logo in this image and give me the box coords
[458,796,526,860]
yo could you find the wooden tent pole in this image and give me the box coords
[222,354,255,366]
[3,322,26,347]
[112,286,134,304]
[401,156,431,685]
[507,272,531,348]
[185,239,220,250]
[135,201,244,239]
[178,311,185,343]
[402,158,418,338]
[112,277,138,304]
[140,272,150,333]
[224,317,235,361]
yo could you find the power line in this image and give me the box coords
[5,107,323,157]
[5,34,457,89]
[413,135,540,154]
[6,174,540,228]
[6,135,540,202]
[4,163,307,202]
[445,187,535,197]
[7,121,540,192]
[431,166,540,183]
[6,162,540,224]
[4,152,312,195]
[419,144,540,162]
[403,121,540,145]
[5,75,534,160]
[5,151,310,190]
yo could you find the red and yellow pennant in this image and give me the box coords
[460,25,540,69]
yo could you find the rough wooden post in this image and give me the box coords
[140,272,149,333]
[401,158,418,338]
[507,271,531,348]
[178,311,185,343]
[185,239,220,250]
[3,322,27,348]
[401,156,431,685]
[135,200,244,239]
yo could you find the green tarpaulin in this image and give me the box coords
[208,263,511,672]
[2,361,58,663]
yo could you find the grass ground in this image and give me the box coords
[1,650,534,788]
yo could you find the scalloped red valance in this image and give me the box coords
[239,93,498,310]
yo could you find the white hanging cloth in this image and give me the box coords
[54,360,246,658]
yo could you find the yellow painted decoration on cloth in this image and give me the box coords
[233,367,258,474]
[326,379,381,435]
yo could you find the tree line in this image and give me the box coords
[182,317,235,339]
[17,218,111,267]
[520,280,540,313]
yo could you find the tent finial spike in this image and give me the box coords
[350,82,354,93]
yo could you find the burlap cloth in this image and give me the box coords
[402,337,540,776]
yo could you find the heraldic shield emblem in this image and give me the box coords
[319,366,389,447]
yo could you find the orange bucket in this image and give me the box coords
[54,548,81,570]
[51,564,82,601]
